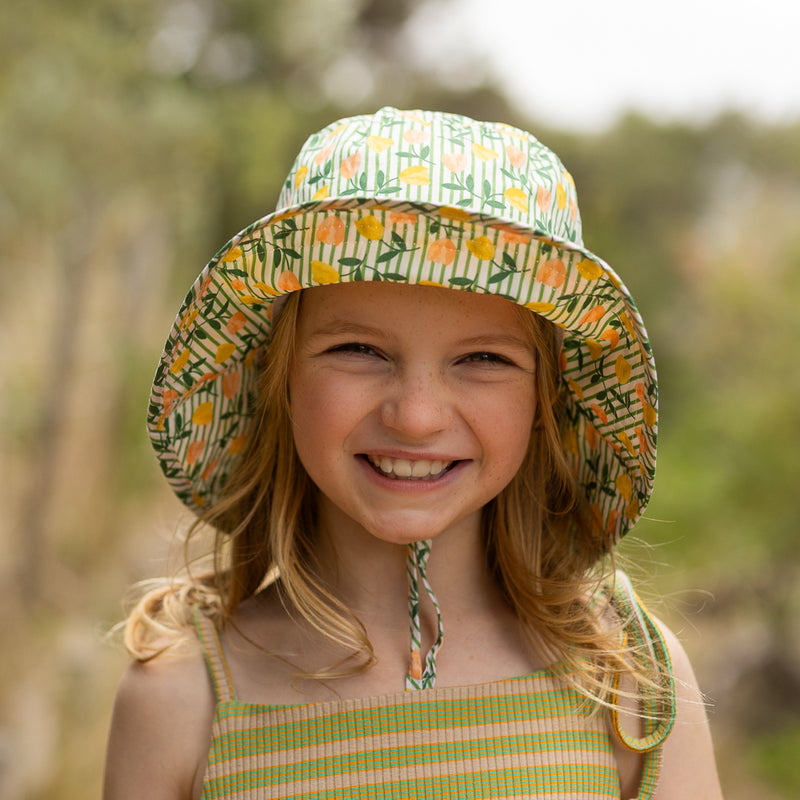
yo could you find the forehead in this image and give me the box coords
[296,281,531,334]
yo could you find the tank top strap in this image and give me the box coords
[608,571,677,800]
[193,607,237,703]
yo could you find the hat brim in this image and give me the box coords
[149,196,656,545]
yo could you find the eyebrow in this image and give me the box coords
[307,321,533,351]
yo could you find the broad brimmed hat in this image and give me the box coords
[148,107,657,545]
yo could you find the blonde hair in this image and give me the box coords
[124,288,666,708]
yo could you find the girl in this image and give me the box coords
[104,108,722,799]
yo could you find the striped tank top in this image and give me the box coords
[194,585,673,800]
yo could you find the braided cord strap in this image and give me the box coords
[405,540,444,690]
[610,571,677,752]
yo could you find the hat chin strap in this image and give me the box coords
[405,539,443,690]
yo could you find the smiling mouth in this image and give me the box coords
[364,455,456,480]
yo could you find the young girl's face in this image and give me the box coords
[288,282,538,547]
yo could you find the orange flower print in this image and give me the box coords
[222,370,242,399]
[340,152,362,180]
[230,278,247,292]
[499,229,531,245]
[599,327,620,348]
[578,305,606,325]
[197,274,214,300]
[403,129,427,144]
[536,186,552,212]
[388,211,418,225]
[536,257,566,288]
[185,439,206,466]
[226,311,247,335]
[426,237,456,265]
[505,144,526,168]
[162,388,178,414]
[201,458,219,481]
[591,403,609,425]
[314,142,335,165]
[585,423,599,450]
[276,270,302,292]
[316,214,346,246]
[442,152,467,173]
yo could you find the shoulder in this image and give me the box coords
[103,647,215,800]
[649,617,723,799]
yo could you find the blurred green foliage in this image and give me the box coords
[1,1,798,798]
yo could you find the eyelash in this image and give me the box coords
[459,352,513,366]
[328,344,513,368]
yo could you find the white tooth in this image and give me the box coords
[379,457,393,474]
[411,459,432,477]
[430,460,444,475]
[393,459,412,477]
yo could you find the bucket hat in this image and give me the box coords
[148,107,657,546]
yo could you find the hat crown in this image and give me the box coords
[277,107,585,247]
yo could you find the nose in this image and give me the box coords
[380,368,453,439]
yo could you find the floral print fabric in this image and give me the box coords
[149,107,657,546]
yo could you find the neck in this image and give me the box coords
[312,501,502,630]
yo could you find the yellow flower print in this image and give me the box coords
[472,143,499,162]
[418,280,448,288]
[617,430,635,456]
[214,342,236,364]
[616,473,633,502]
[556,182,567,210]
[192,492,206,507]
[192,401,214,426]
[568,378,584,402]
[438,206,473,222]
[624,497,640,521]
[576,259,604,281]
[228,434,248,455]
[635,383,657,427]
[504,187,529,214]
[170,348,190,374]
[585,338,603,361]
[354,215,385,240]
[294,165,308,188]
[253,281,280,297]
[615,354,632,385]
[367,135,394,153]
[465,235,495,260]
[221,246,243,263]
[562,427,579,455]
[179,307,199,330]
[399,165,430,186]
[311,260,340,284]
[524,301,556,314]
[311,185,330,201]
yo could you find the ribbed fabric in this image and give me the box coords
[194,613,664,800]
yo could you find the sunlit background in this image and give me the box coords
[2,1,799,797]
